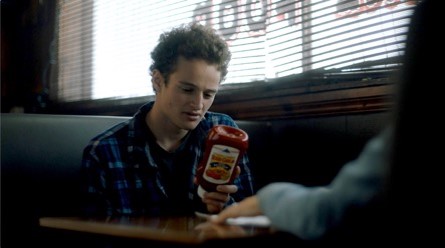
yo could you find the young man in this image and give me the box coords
[81,22,255,217]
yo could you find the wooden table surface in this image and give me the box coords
[39,215,273,245]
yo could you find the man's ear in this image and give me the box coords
[152,70,163,92]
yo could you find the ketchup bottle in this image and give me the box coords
[196,125,249,198]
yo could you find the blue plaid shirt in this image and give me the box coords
[81,101,255,216]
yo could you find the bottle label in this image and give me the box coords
[202,144,240,184]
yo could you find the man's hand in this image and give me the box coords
[197,166,241,213]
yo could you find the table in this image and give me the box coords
[38,215,278,247]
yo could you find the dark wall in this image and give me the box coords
[1,0,56,113]
[249,111,390,190]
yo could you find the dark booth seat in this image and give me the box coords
[1,112,386,246]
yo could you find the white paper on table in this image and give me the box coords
[225,215,271,227]
[195,211,271,227]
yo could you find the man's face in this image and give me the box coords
[156,57,221,131]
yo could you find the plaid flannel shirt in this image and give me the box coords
[81,101,255,216]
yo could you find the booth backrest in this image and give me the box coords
[1,112,388,246]
[0,113,275,246]
[0,114,128,245]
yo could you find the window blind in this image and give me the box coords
[56,0,417,102]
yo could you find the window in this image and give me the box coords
[57,0,417,102]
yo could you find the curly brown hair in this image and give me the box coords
[149,22,231,87]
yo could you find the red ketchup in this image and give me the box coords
[196,125,249,198]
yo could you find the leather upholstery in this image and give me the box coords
[1,112,387,245]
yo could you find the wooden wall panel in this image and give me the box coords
[53,76,395,120]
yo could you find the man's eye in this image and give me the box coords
[204,93,215,99]
[181,87,193,93]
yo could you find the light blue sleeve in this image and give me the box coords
[257,127,393,240]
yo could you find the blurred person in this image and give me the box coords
[81,22,255,217]
[211,0,439,244]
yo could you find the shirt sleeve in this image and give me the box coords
[80,142,112,217]
[257,127,393,240]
